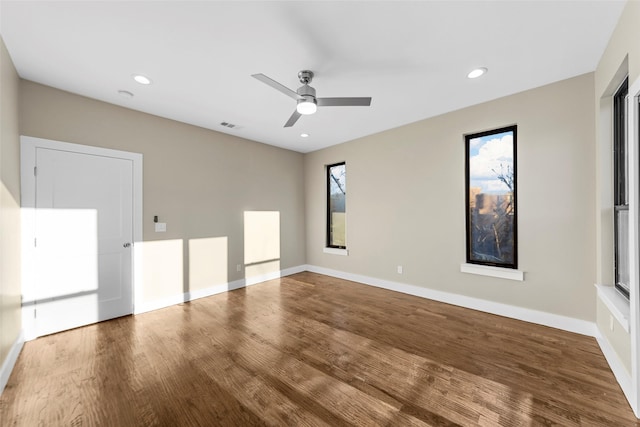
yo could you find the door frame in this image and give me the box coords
[20,136,143,340]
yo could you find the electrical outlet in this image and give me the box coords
[609,315,615,331]
[397,265,403,274]
[236,264,241,272]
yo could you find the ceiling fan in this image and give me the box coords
[252,70,372,127]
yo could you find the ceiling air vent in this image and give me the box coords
[220,121,236,129]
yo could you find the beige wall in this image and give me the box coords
[0,38,22,366]
[305,73,596,321]
[595,1,640,98]
[594,0,640,381]
[20,81,305,305]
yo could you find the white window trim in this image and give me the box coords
[596,284,630,333]
[324,247,349,256]
[627,75,640,417]
[460,263,524,281]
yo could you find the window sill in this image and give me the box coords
[324,247,348,256]
[595,284,630,333]
[460,263,524,281]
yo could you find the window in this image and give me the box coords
[465,126,517,268]
[327,162,346,248]
[614,77,629,299]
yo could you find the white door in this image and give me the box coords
[34,147,133,336]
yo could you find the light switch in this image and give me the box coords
[155,222,167,232]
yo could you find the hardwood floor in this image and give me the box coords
[1,272,638,426]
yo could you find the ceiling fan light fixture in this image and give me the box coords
[296,98,317,115]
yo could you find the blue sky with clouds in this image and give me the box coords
[469,131,513,194]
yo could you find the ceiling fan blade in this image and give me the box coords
[284,110,302,127]
[252,73,300,100]
[317,97,372,107]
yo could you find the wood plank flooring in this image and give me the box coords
[1,272,638,426]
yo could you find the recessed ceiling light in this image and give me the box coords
[300,133,309,138]
[118,90,134,99]
[132,74,152,85]
[467,67,488,79]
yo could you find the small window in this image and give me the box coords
[327,162,346,248]
[614,77,629,299]
[465,126,518,269]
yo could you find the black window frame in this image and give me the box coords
[614,77,630,299]
[465,125,518,269]
[326,162,347,249]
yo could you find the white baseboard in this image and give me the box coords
[0,330,25,395]
[134,278,246,314]
[245,265,306,286]
[135,265,306,314]
[595,331,633,405]
[304,264,597,337]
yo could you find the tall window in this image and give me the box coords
[327,162,346,248]
[614,78,629,299]
[465,126,517,268]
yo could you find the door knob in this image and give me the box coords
[123,243,131,248]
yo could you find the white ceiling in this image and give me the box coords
[0,1,626,153]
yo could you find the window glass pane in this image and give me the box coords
[466,126,517,268]
[328,163,346,248]
[614,77,629,299]
[615,207,630,298]
[614,78,628,206]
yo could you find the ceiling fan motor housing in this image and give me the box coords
[296,84,316,99]
[296,80,317,115]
